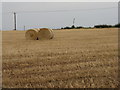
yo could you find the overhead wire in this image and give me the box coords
[2,6,118,14]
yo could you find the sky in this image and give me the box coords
[1,0,119,2]
[2,2,118,30]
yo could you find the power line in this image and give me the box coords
[18,7,118,13]
[2,6,118,14]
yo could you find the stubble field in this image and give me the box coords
[2,28,118,88]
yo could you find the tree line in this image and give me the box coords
[61,23,120,29]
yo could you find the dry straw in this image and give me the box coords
[38,28,54,40]
[25,28,40,40]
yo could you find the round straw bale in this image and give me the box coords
[49,29,54,39]
[38,28,54,40]
[25,28,39,40]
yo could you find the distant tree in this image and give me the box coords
[114,23,120,28]
[63,26,71,29]
[75,26,83,29]
[61,23,120,30]
[61,25,83,29]
[71,25,75,29]
[94,24,113,28]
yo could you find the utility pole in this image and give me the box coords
[73,18,75,25]
[14,12,17,30]
[24,25,25,31]
[71,18,75,28]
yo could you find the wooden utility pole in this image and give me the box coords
[24,25,25,31]
[14,12,17,30]
[73,18,75,25]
